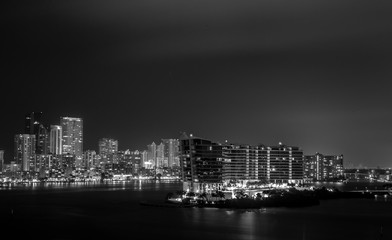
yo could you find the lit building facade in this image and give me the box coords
[110,151,124,173]
[179,133,224,192]
[98,138,118,156]
[266,143,304,183]
[118,150,133,174]
[98,138,118,165]
[14,134,36,172]
[222,143,303,184]
[156,143,165,168]
[147,142,157,168]
[131,150,142,175]
[60,117,83,158]
[25,112,49,154]
[141,150,150,169]
[49,125,62,155]
[304,153,344,181]
[83,150,98,170]
[323,155,344,180]
[124,150,142,175]
[162,139,180,168]
[222,144,267,181]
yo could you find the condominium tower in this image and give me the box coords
[179,133,224,192]
[304,153,344,181]
[60,117,83,157]
[14,134,36,172]
[49,125,62,155]
[162,139,180,168]
[25,112,49,154]
[98,138,118,164]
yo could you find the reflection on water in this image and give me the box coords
[2,180,390,192]
[0,179,182,192]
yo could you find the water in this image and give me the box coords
[0,180,391,240]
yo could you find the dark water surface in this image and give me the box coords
[1,181,391,240]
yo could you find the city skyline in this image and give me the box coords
[1,112,336,159]
[0,110,387,169]
[2,0,392,168]
[0,109,388,169]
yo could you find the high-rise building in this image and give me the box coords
[25,112,42,135]
[0,149,4,173]
[98,138,118,166]
[304,153,344,181]
[141,150,149,169]
[222,143,304,184]
[98,138,118,157]
[14,134,36,172]
[49,125,62,155]
[326,154,344,179]
[304,153,321,181]
[147,142,157,168]
[84,150,97,169]
[162,139,179,168]
[25,112,49,154]
[37,124,49,155]
[60,117,83,157]
[266,143,303,183]
[123,150,142,175]
[131,150,142,175]
[179,133,224,192]
[156,143,165,168]
[222,144,267,181]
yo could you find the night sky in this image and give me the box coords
[2,0,392,168]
